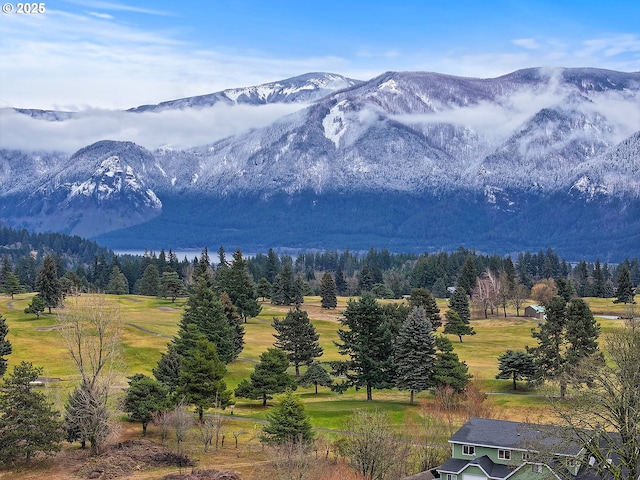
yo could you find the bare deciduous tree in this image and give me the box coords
[58,294,122,455]
[340,410,411,480]
[197,414,224,452]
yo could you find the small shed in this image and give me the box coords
[525,304,546,320]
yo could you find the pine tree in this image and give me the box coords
[260,391,315,446]
[24,295,46,318]
[527,296,601,398]
[177,338,231,422]
[35,255,61,313]
[433,335,471,393]
[257,277,272,301]
[409,288,442,328]
[273,306,323,376]
[135,264,160,296]
[614,264,635,304]
[357,264,374,293]
[0,362,63,465]
[333,293,395,401]
[271,264,296,305]
[160,271,187,302]
[106,265,129,294]
[495,350,537,390]
[335,267,348,295]
[2,271,22,299]
[234,348,297,407]
[153,344,182,395]
[0,314,12,377]
[123,374,169,435]
[179,277,235,363]
[592,260,606,298]
[219,249,261,322]
[298,362,333,394]
[394,307,436,404]
[457,255,478,296]
[449,286,471,324]
[220,291,244,360]
[320,272,337,309]
[265,248,280,283]
[443,309,476,343]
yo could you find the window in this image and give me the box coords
[498,449,511,460]
[446,475,458,480]
[462,445,475,456]
[522,452,532,461]
[532,464,543,473]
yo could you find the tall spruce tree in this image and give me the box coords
[179,278,235,363]
[0,314,12,377]
[2,271,22,299]
[457,255,478,295]
[335,267,348,295]
[394,307,436,404]
[271,264,296,305]
[35,255,61,313]
[219,249,261,322]
[273,306,323,376]
[106,266,129,294]
[177,338,231,422]
[409,288,442,328]
[135,264,161,296]
[614,264,635,304]
[333,293,395,401]
[449,286,471,324]
[320,272,338,309]
[527,296,601,398]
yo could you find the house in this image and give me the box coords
[436,417,597,480]
[524,305,546,320]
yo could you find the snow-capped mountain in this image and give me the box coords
[128,72,361,112]
[1,68,639,258]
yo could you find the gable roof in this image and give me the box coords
[526,305,546,313]
[449,417,581,456]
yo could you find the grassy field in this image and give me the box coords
[0,292,629,478]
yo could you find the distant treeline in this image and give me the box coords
[0,225,638,299]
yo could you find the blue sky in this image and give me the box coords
[1,0,639,109]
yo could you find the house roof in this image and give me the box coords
[449,417,581,455]
[526,305,546,313]
[439,455,517,479]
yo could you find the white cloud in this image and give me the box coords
[512,38,541,50]
[0,103,306,152]
[87,11,114,19]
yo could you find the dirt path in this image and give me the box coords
[125,323,172,338]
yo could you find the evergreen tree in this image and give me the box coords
[135,264,160,296]
[123,374,169,435]
[408,288,442,328]
[431,277,448,298]
[0,362,63,465]
[177,338,231,422]
[574,261,590,297]
[298,362,333,394]
[106,266,129,294]
[193,247,212,283]
[320,272,338,309]
[271,264,296,305]
[35,255,61,313]
[294,274,306,304]
[257,277,272,301]
[220,291,244,360]
[333,293,395,401]
[234,348,297,407]
[433,335,471,393]
[160,271,187,302]
[394,307,436,404]
[443,309,476,343]
[2,271,22,299]
[457,255,478,296]
[273,306,323,376]
[260,390,315,446]
[614,264,635,304]
[24,295,46,318]
[335,267,348,295]
[179,277,235,363]
[219,249,261,322]
[153,344,181,395]
[0,314,12,377]
[527,296,601,398]
[265,248,280,283]
[592,260,606,298]
[357,264,374,293]
[495,350,537,390]
[449,286,471,324]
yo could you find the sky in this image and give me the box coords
[1,0,639,111]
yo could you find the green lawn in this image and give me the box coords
[1,293,627,430]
